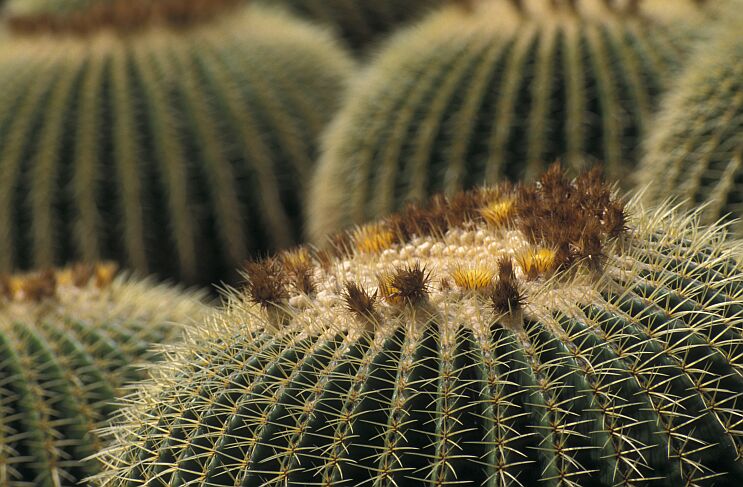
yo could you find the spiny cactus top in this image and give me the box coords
[0,0,354,286]
[637,10,743,235]
[264,0,443,51]
[97,166,743,486]
[308,0,709,243]
[0,263,209,487]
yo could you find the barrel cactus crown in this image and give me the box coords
[308,0,709,243]
[637,12,743,235]
[0,1,354,286]
[0,263,209,486]
[264,0,443,51]
[97,166,743,486]
[3,0,100,18]
[4,0,244,33]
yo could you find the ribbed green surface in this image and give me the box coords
[308,0,706,242]
[0,5,353,285]
[265,0,443,50]
[0,274,207,487]
[638,16,743,234]
[97,198,743,486]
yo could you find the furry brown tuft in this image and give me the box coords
[343,282,378,321]
[490,257,525,314]
[513,163,626,273]
[280,248,316,295]
[243,258,288,308]
[379,263,431,306]
[8,0,242,36]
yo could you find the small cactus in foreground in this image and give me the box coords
[264,0,443,51]
[308,0,710,243]
[0,0,354,286]
[97,166,743,486]
[0,263,209,486]
[638,12,743,235]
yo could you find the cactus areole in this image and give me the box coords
[98,166,743,486]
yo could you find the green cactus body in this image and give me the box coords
[263,0,444,51]
[97,168,743,486]
[0,263,208,486]
[308,0,708,243]
[638,13,743,235]
[0,3,354,286]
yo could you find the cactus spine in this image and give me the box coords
[97,167,743,486]
[0,263,209,486]
[264,0,443,50]
[0,1,354,286]
[308,0,708,242]
[638,12,743,234]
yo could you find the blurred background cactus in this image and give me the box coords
[96,167,743,486]
[638,11,743,234]
[4,0,105,17]
[0,0,354,287]
[0,263,209,486]
[262,0,444,52]
[308,0,711,242]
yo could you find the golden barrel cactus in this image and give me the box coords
[0,263,209,486]
[0,0,354,286]
[96,167,743,486]
[308,0,709,242]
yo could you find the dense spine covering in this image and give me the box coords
[308,0,707,243]
[0,3,354,286]
[263,0,443,51]
[97,167,743,486]
[0,263,208,487]
[638,12,743,234]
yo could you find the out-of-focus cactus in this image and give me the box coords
[0,0,354,286]
[96,166,743,486]
[638,11,743,234]
[308,0,709,243]
[0,263,209,486]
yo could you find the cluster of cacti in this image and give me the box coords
[95,166,743,486]
[263,0,444,51]
[308,0,711,242]
[0,1,354,286]
[638,12,743,234]
[0,262,208,486]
